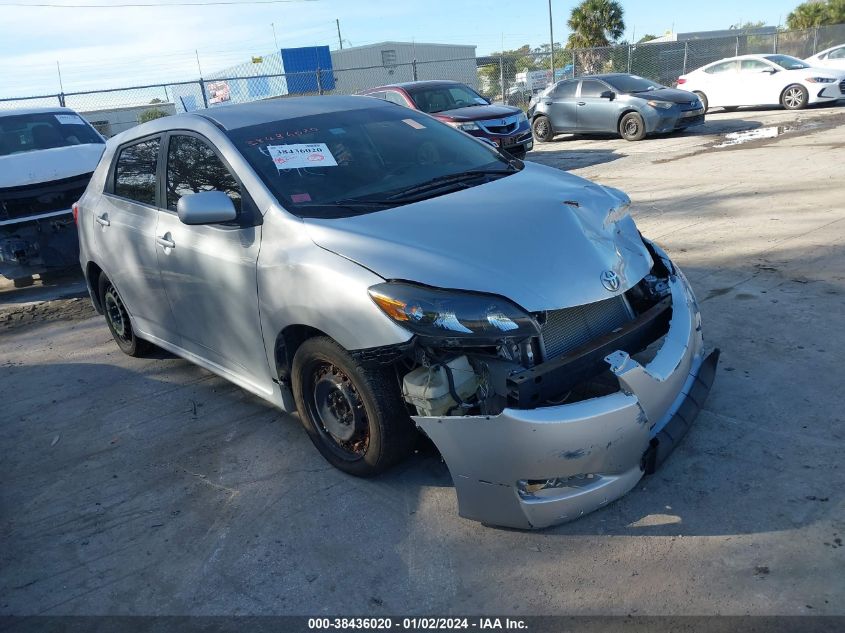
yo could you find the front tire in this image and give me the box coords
[619,112,646,141]
[781,84,808,110]
[532,115,554,142]
[291,336,415,477]
[98,274,149,357]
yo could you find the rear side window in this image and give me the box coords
[113,137,161,206]
[165,134,242,213]
[553,81,577,98]
[705,60,738,74]
[383,91,408,106]
[579,79,608,97]
[830,47,845,60]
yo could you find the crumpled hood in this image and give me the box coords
[0,144,104,188]
[434,104,522,122]
[303,162,653,311]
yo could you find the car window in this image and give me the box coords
[579,79,608,97]
[704,60,738,74]
[368,91,386,100]
[830,47,845,60]
[113,137,161,206]
[762,54,810,70]
[165,134,242,214]
[0,111,103,157]
[409,84,488,113]
[741,59,773,72]
[226,105,515,219]
[553,80,577,98]
[383,91,408,106]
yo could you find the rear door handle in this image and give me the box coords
[577,101,586,106]
[95,214,110,226]
[156,235,175,249]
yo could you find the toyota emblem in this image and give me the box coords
[600,270,620,292]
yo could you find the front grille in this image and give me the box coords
[0,173,91,222]
[839,79,845,95]
[478,114,520,135]
[541,295,633,359]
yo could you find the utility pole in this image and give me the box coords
[548,0,555,79]
[195,50,203,77]
[56,61,64,94]
[271,22,279,52]
[336,18,343,50]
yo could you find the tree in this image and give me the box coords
[566,0,626,49]
[138,108,169,124]
[636,34,659,43]
[786,0,845,29]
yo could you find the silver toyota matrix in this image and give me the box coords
[76,96,718,529]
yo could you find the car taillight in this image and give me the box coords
[677,77,687,85]
[72,202,79,224]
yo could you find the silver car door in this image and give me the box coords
[154,132,270,392]
[575,79,619,132]
[545,80,579,131]
[95,135,180,343]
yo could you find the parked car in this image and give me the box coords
[678,54,845,111]
[77,96,718,529]
[528,74,705,142]
[359,80,533,158]
[806,44,845,71]
[0,107,105,282]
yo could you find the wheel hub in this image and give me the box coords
[313,371,364,442]
[104,290,127,339]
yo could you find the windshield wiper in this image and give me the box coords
[384,168,515,201]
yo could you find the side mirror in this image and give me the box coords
[762,67,778,74]
[600,90,615,100]
[177,190,237,225]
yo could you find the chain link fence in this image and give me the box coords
[2,23,843,134]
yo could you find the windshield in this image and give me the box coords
[0,112,103,157]
[227,104,517,219]
[763,55,810,70]
[603,75,664,93]
[408,84,489,113]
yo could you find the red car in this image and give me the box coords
[360,80,533,158]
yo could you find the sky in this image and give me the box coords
[0,0,804,98]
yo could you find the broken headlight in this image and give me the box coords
[368,282,539,341]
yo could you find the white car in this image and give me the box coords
[0,107,105,281]
[677,54,845,111]
[806,44,845,71]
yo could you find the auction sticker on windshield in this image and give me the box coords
[268,143,338,170]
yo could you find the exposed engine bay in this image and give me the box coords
[393,242,675,418]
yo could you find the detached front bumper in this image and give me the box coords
[414,272,717,529]
[0,211,79,280]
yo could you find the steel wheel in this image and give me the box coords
[619,112,646,141]
[532,115,554,142]
[306,361,370,461]
[782,85,808,110]
[97,273,149,357]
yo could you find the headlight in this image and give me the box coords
[517,112,528,124]
[368,283,539,341]
[807,77,836,83]
[447,121,480,131]
[647,100,674,110]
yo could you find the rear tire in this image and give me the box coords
[532,115,554,142]
[98,274,149,357]
[619,112,646,141]
[693,91,709,113]
[291,336,415,477]
[781,84,808,110]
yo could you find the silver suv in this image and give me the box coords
[77,96,718,530]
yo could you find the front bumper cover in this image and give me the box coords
[414,272,717,529]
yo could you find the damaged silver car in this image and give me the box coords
[77,96,718,529]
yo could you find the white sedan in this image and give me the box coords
[806,44,845,71]
[677,54,845,111]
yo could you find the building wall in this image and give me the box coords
[80,102,177,137]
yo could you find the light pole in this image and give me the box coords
[548,0,555,79]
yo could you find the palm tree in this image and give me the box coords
[788,1,828,29]
[566,0,626,49]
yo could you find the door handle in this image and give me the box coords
[156,235,175,249]
[542,99,552,105]
[95,214,110,226]
[577,101,586,106]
